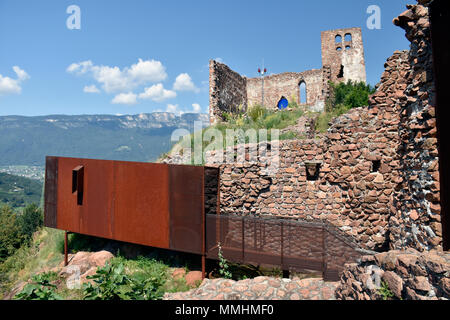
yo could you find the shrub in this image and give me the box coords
[83,260,165,300]
[83,262,133,300]
[327,80,375,112]
[247,104,268,122]
[218,242,232,279]
[14,272,61,300]
[318,80,376,132]
[378,280,395,300]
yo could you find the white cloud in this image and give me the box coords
[83,85,100,93]
[0,66,30,95]
[0,75,21,95]
[138,83,176,102]
[67,59,168,93]
[111,92,137,105]
[66,60,93,74]
[166,104,184,116]
[128,59,167,83]
[214,57,224,63]
[165,103,202,116]
[173,73,199,92]
[13,66,30,81]
[192,103,201,113]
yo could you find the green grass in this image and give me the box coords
[169,105,306,165]
[1,226,200,299]
[0,227,64,298]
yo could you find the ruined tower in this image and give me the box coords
[321,27,367,84]
[209,27,367,123]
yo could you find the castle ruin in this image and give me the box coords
[209,27,366,123]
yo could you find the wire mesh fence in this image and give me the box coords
[206,214,366,281]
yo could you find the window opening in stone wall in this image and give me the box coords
[306,163,321,181]
[372,160,381,173]
[345,33,352,42]
[338,65,344,78]
[299,81,307,104]
[335,35,342,43]
[345,45,351,50]
[336,46,342,52]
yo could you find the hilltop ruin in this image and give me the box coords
[209,27,366,123]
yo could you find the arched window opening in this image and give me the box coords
[336,46,342,52]
[299,81,307,104]
[345,33,352,42]
[345,45,351,50]
[335,35,342,43]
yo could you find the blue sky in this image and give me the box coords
[0,0,411,116]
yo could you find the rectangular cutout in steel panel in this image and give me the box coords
[72,165,84,205]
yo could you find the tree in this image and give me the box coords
[0,205,21,263]
[16,204,43,243]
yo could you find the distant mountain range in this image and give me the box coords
[0,112,209,166]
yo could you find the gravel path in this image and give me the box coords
[164,276,338,300]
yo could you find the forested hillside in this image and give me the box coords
[0,173,42,209]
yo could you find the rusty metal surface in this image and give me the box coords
[44,156,58,228]
[44,156,362,281]
[168,164,204,254]
[206,214,365,281]
[45,157,216,252]
[114,162,170,249]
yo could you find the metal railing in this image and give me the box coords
[206,214,368,281]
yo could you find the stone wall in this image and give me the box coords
[204,1,445,253]
[209,27,367,122]
[205,50,409,252]
[389,1,442,251]
[321,27,367,83]
[209,60,247,124]
[335,249,450,300]
[182,0,444,256]
[334,0,447,301]
[246,69,325,112]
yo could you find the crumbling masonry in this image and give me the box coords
[164,0,449,299]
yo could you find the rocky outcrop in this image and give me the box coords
[58,250,114,285]
[335,249,450,300]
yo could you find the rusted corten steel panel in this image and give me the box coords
[168,164,205,255]
[114,162,170,249]
[44,157,212,254]
[44,156,58,228]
